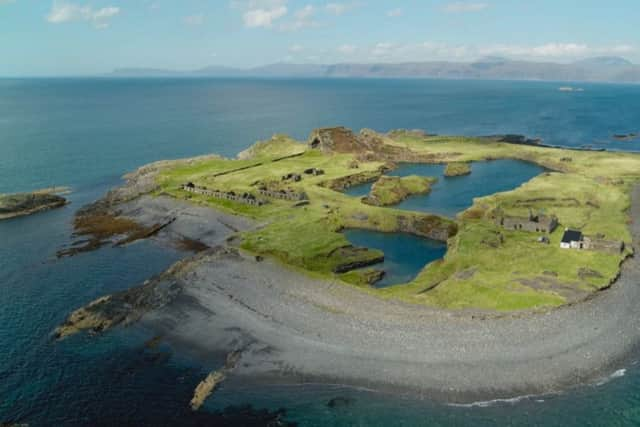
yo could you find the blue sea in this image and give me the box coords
[2,78,640,426]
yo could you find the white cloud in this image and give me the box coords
[372,42,395,57]
[295,4,314,20]
[46,1,120,29]
[289,43,304,53]
[325,2,359,16]
[387,8,403,17]
[443,2,489,13]
[337,44,357,54]
[278,4,319,31]
[244,6,287,27]
[235,0,288,28]
[183,14,205,26]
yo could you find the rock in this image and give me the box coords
[327,396,356,408]
[190,350,244,411]
[613,133,639,141]
[351,212,369,221]
[396,214,457,242]
[362,269,386,285]
[0,191,67,220]
[55,249,222,339]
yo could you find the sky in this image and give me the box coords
[1,0,639,76]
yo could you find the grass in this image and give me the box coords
[366,175,436,206]
[444,162,471,177]
[153,130,640,312]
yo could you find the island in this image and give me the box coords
[55,127,640,404]
[363,175,436,206]
[443,161,471,177]
[0,189,67,220]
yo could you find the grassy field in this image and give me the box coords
[155,129,640,312]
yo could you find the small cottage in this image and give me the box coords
[560,229,583,249]
[559,229,624,253]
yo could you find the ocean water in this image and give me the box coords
[344,160,545,217]
[2,78,640,426]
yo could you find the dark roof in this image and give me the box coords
[561,229,583,243]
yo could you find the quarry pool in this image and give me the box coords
[344,159,545,217]
[343,159,545,285]
[343,229,447,287]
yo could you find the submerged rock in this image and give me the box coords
[190,350,244,411]
[327,396,356,409]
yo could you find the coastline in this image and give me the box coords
[109,185,640,403]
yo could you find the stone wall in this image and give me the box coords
[583,236,625,254]
[182,184,267,206]
[258,188,308,201]
[499,215,558,233]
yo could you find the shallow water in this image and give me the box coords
[2,78,640,425]
[345,160,545,217]
[343,229,446,286]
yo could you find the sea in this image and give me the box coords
[1,77,640,426]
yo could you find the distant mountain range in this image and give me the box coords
[110,56,640,83]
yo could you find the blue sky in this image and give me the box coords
[1,0,639,76]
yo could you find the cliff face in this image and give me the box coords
[0,192,67,220]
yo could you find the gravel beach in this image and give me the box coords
[134,186,640,403]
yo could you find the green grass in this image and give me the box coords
[153,129,640,312]
[444,162,471,177]
[367,175,436,206]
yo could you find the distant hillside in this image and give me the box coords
[110,56,640,83]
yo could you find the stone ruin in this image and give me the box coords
[281,172,302,182]
[181,183,267,206]
[257,185,308,202]
[304,168,325,176]
[497,209,558,234]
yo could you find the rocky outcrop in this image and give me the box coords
[363,175,436,206]
[308,127,381,153]
[396,214,458,242]
[308,127,463,163]
[54,248,218,339]
[613,133,639,141]
[444,162,472,177]
[320,169,385,192]
[190,351,243,411]
[0,191,67,220]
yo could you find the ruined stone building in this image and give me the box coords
[257,186,308,202]
[497,210,558,234]
[181,183,267,206]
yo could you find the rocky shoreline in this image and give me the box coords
[54,184,640,404]
[0,190,67,220]
[53,128,640,406]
